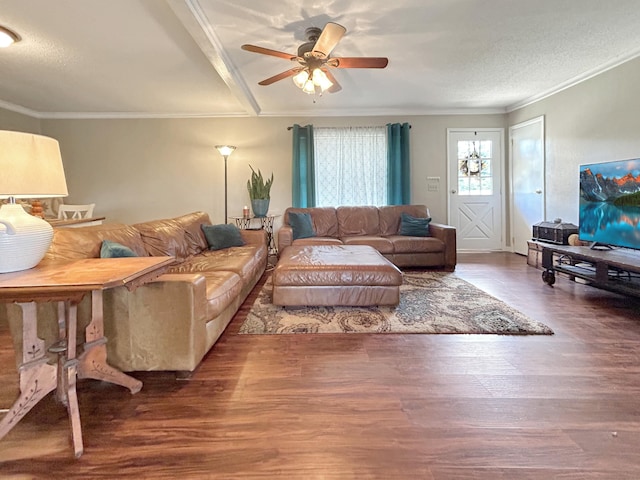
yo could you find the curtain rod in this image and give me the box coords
[287,124,411,130]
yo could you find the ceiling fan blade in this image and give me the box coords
[332,57,389,68]
[312,22,346,58]
[241,44,296,61]
[258,68,303,86]
[323,69,342,93]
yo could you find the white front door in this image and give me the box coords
[509,116,545,255]
[447,129,504,251]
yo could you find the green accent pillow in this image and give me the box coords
[289,212,316,240]
[399,213,431,237]
[201,224,245,250]
[100,240,138,258]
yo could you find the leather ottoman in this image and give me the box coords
[272,245,403,307]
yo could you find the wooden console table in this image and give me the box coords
[0,256,173,457]
[540,244,640,297]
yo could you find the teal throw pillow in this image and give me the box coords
[399,213,431,237]
[201,223,245,250]
[100,240,138,258]
[289,212,316,240]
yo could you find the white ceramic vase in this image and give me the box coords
[0,203,53,273]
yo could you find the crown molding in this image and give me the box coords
[0,98,42,118]
[0,100,506,119]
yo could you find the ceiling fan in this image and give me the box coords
[241,22,388,95]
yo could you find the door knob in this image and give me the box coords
[535,189,542,194]
[451,190,457,194]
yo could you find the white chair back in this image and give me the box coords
[58,203,96,220]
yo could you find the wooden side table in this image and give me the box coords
[0,256,173,457]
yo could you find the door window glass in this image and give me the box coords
[457,140,493,196]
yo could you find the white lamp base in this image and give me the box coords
[0,203,54,273]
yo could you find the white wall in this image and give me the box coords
[40,114,504,226]
[508,56,640,226]
[4,55,639,239]
[0,108,41,134]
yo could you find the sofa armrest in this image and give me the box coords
[429,223,457,271]
[240,228,268,246]
[104,272,210,372]
[277,225,294,251]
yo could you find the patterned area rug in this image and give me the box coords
[239,271,554,335]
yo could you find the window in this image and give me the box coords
[456,140,494,196]
[313,126,387,206]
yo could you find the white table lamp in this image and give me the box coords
[0,131,68,273]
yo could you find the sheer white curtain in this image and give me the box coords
[313,126,387,206]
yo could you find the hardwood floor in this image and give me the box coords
[1,252,639,479]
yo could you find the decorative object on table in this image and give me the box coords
[215,144,236,223]
[0,130,68,273]
[30,200,45,218]
[243,205,250,218]
[246,164,273,217]
[532,218,578,245]
[240,271,554,335]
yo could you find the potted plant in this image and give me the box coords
[246,165,273,217]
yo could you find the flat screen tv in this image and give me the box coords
[579,158,640,250]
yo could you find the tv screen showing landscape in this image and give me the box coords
[579,158,640,250]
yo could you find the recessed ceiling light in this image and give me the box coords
[0,26,20,48]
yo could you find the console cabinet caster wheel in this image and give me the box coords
[542,270,555,286]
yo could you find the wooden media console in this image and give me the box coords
[540,244,640,297]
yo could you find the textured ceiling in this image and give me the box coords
[1,0,639,118]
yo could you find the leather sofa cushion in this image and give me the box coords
[342,235,394,254]
[337,206,380,236]
[204,246,264,280]
[167,244,265,278]
[379,205,430,236]
[175,211,210,254]
[388,235,445,253]
[44,223,147,262]
[200,270,243,319]
[134,211,210,262]
[285,207,337,238]
[134,218,190,261]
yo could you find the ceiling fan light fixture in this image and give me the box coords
[312,69,333,92]
[302,79,316,95]
[0,26,20,48]
[292,69,310,89]
[243,21,387,95]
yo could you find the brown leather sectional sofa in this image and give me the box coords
[3,211,267,373]
[277,205,456,270]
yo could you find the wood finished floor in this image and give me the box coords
[1,252,640,479]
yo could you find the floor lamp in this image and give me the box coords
[215,145,236,223]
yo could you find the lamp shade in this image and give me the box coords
[215,145,236,157]
[0,130,68,198]
[0,131,68,273]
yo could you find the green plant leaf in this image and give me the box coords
[247,164,274,200]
